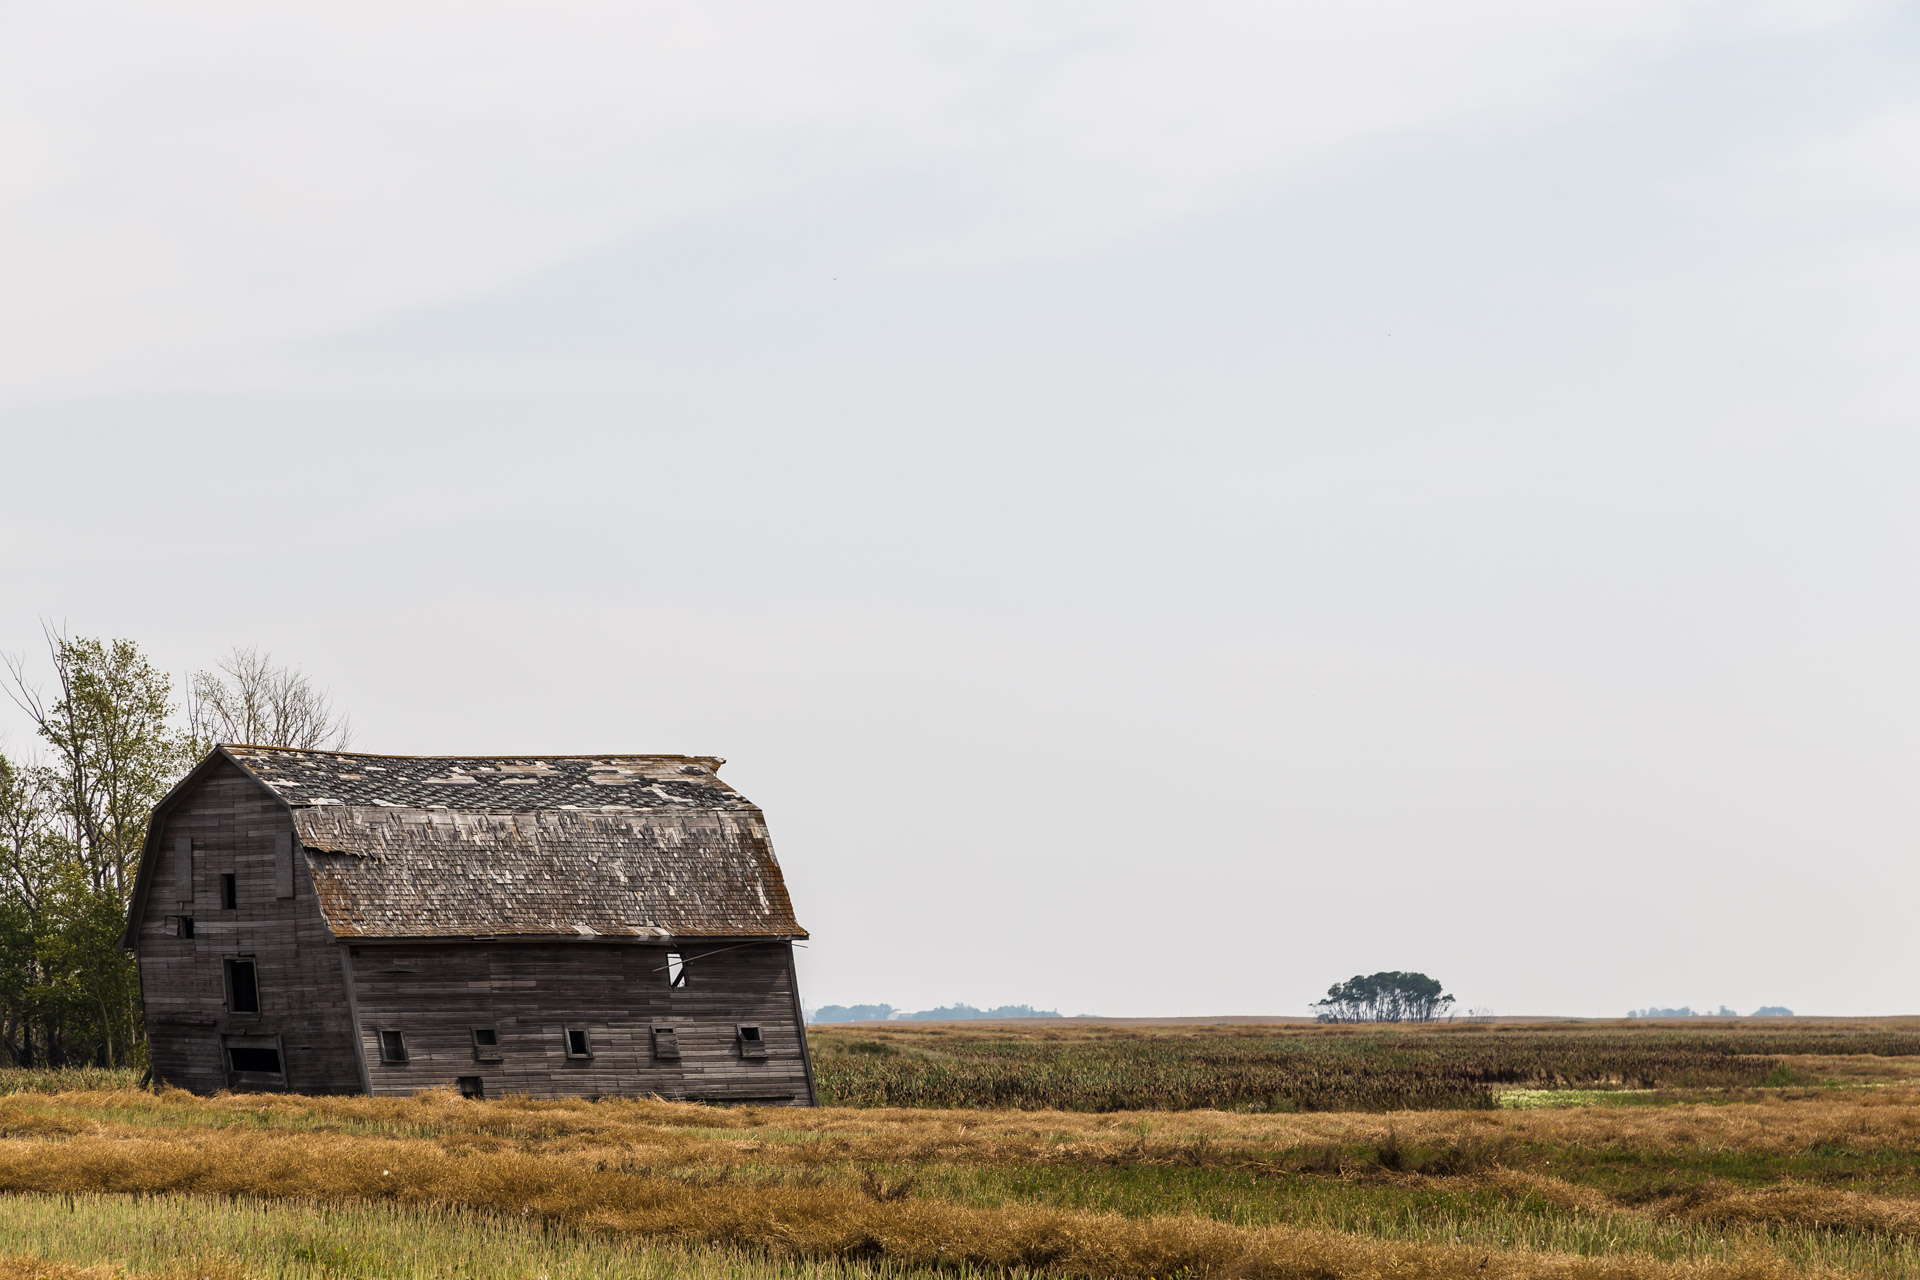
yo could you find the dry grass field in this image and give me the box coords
[2,1021,1920,1279]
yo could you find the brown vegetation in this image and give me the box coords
[8,1023,1920,1277]
[0,1125,1837,1280]
[0,1258,137,1280]
[9,1074,1920,1168]
[1,1078,1920,1275]
[808,1020,1920,1112]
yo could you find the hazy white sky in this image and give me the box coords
[4,1,1917,1017]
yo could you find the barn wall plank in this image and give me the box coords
[350,939,811,1103]
[133,759,364,1095]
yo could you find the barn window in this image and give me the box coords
[471,1028,502,1061]
[223,958,260,1014]
[737,1025,767,1059]
[164,915,194,938]
[457,1076,485,1099]
[220,873,237,910]
[651,1025,681,1060]
[379,1029,409,1063]
[665,952,687,988]
[564,1028,593,1059]
[227,1045,282,1075]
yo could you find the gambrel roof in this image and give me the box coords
[132,747,806,945]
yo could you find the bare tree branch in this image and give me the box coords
[187,647,352,752]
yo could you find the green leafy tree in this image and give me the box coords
[1312,971,1455,1023]
[7,633,184,897]
[0,754,59,1064]
[3,631,187,1065]
[2,631,354,1067]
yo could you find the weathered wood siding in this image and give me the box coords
[348,939,813,1103]
[133,759,364,1095]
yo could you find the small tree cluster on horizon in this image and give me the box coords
[1,628,349,1068]
[1313,971,1455,1023]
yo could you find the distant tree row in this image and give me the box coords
[0,630,348,1067]
[1629,1006,1794,1018]
[810,1003,1064,1023]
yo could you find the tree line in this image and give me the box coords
[0,631,348,1067]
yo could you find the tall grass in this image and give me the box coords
[806,1025,1870,1112]
[0,1069,141,1096]
[0,1192,976,1280]
[916,1161,1920,1276]
[5,1026,1920,1277]
[4,1084,1920,1277]
[0,1188,1840,1280]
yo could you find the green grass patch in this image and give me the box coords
[1497,1089,1660,1109]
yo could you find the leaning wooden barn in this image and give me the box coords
[121,746,815,1102]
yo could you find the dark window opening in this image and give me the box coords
[651,1025,681,1060]
[738,1025,767,1059]
[224,958,259,1014]
[164,915,194,938]
[471,1028,502,1061]
[220,873,237,910]
[379,1029,408,1063]
[665,951,686,988]
[564,1028,593,1059]
[227,1046,282,1075]
[457,1075,485,1099]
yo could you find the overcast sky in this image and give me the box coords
[4,1,1917,1018]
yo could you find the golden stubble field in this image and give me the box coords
[4,1021,1920,1280]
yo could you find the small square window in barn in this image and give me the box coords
[379,1029,408,1064]
[471,1028,502,1061]
[651,1025,681,1060]
[564,1028,593,1059]
[737,1025,767,1059]
[220,873,237,910]
[665,951,687,988]
[223,958,259,1014]
[164,915,194,938]
[226,1045,281,1075]
[457,1076,485,1099]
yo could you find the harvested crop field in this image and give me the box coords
[4,1021,1920,1279]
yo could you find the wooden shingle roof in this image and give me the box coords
[223,747,805,942]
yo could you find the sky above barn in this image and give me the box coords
[3,1,1917,1018]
